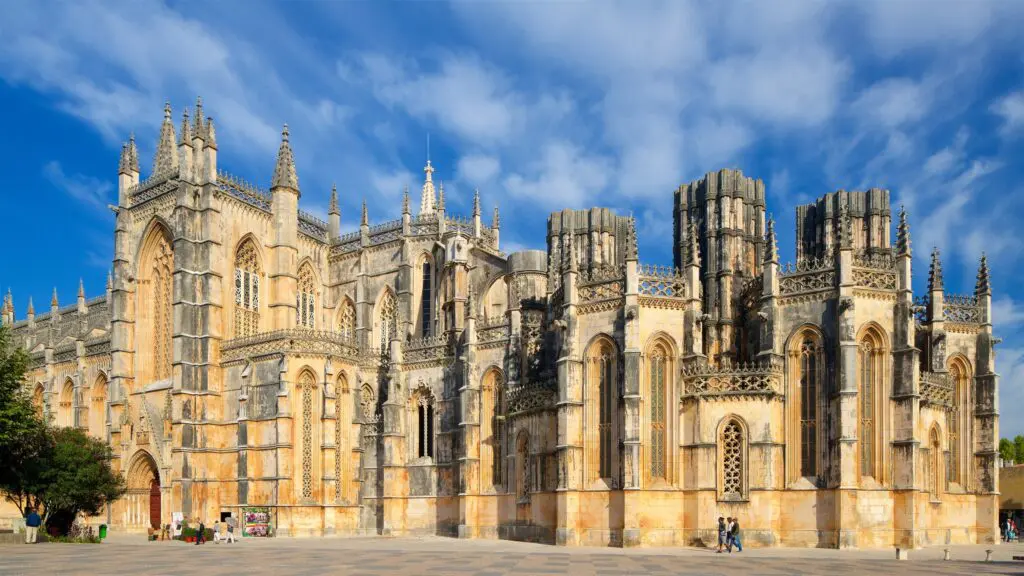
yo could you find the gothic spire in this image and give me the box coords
[975,253,991,296]
[896,205,911,256]
[205,116,217,149]
[928,247,944,292]
[765,217,778,264]
[438,181,446,211]
[127,133,140,173]
[194,96,206,140]
[179,107,192,145]
[329,183,339,216]
[78,278,85,299]
[27,297,34,316]
[271,124,299,192]
[686,220,701,267]
[420,159,436,214]
[493,205,500,229]
[473,189,481,217]
[153,101,178,174]
[118,143,130,175]
[361,200,368,227]
[402,185,410,215]
[51,287,59,308]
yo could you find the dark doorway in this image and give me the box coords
[149,479,161,529]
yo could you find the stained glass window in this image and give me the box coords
[234,240,261,337]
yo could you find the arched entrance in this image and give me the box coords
[126,451,161,531]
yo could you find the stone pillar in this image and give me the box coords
[555,231,583,546]
[459,293,481,538]
[973,255,998,543]
[621,220,643,547]
[835,205,858,548]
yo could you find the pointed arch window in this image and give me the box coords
[414,387,435,459]
[928,426,941,500]
[516,431,530,502]
[91,375,108,438]
[359,384,375,421]
[420,258,432,337]
[719,418,746,500]
[296,264,316,328]
[649,343,669,481]
[59,379,74,428]
[152,239,173,381]
[585,337,618,484]
[857,327,886,481]
[337,298,356,340]
[799,338,819,478]
[234,240,261,337]
[298,370,317,501]
[481,369,506,490]
[948,359,970,487]
[335,373,350,503]
[788,329,823,483]
[377,290,397,354]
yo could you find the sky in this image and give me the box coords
[0,0,1023,435]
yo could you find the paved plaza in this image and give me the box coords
[2,536,1024,575]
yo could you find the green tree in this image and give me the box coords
[1016,435,1024,466]
[0,325,51,516]
[36,427,125,533]
[1001,438,1017,464]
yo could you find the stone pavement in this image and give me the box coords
[2,535,1023,575]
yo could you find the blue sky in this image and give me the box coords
[1,0,1023,434]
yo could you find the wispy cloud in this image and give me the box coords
[42,161,113,211]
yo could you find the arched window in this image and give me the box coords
[233,239,261,337]
[359,383,375,421]
[928,426,941,500]
[719,418,746,500]
[516,431,530,501]
[335,373,350,503]
[483,277,509,323]
[91,375,107,438]
[296,264,316,329]
[413,386,435,459]
[858,326,886,481]
[152,236,174,381]
[337,297,356,340]
[788,327,823,482]
[419,256,432,337]
[32,384,44,418]
[376,290,397,353]
[59,379,74,428]
[648,340,671,482]
[297,370,318,501]
[585,336,618,484]
[948,357,971,488]
[481,369,505,490]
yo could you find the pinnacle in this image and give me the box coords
[164,100,172,121]
[928,247,944,292]
[27,297,34,316]
[329,183,339,215]
[127,133,140,173]
[361,200,369,227]
[271,123,299,193]
[687,220,701,267]
[205,116,217,149]
[179,107,192,145]
[402,185,410,215]
[473,189,481,217]
[897,204,911,256]
[51,287,58,308]
[153,101,179,174]
[438,181,446,211]
[625,216,638,262]
[78,278,85,299]
[493,205,500,229]
[765,217,778,264]
[975,253,991,296]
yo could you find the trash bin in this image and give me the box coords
[99,524,107,540]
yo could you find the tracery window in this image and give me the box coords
[799,337,819,478]
[152,239,174,381]
[585,337,617,484]
[720,418,745,500]
[649,344,668,481]
[335,374,349,503]
[359,384,375,421]
[59,380,74,428]
[948,358,970,487]
[493,376,507,489]
[299,371,316,501]
[91,375,107,438]
[377,290,397,354]
[415,388,435,459]
[337,298,356,340]
[420,260,432,337]
[481,369,506,490]
[516,431,530,501]
[928,426,941,500]
[296,264,316,329]
[233,240,261,337]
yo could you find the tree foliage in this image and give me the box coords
[1001,438,1017,464]
[0,325,125,534]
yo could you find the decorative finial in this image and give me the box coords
[78,278,85,299]
[51,287,59,308]
[420,158,436,214]
[194,96,205,139]
[361,200,369,227]
[271,123,300,192]
[118,143,130,175]
[107,270,113,290]
[975,253,991,296]
[205,116,217,149]
[402,185,410,215]
[928,247,944,292]
[164,100,172,121]
[128,132,140,173]
[438,181,446,211]
[625,216,638,261]
[473,189,481,217]
[564,231,577,271]
[896,205,911,256]
[493,205,500,229]
[179,107,192,145]
[765,217,778,264]
[839,203,852,249]
[27,296,34,316]
[687,220,701,267]
[329,183,339,215]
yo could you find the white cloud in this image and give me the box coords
[502,142,610,208]
[993,297,1024,328]
[457,154,501,185]
[42,161,114,211]
[992,91,1024,136]
[852,78,931,129]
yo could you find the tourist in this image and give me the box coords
[717,517,727,553]
[212,520,221,543]
[729,517,743,552]
[196,519,206,545]
[24,508,41,544]
[225,519,236,544]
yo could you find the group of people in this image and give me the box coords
[1006,517,1019,542]
[191,517,236,545]
[717,516,742,553]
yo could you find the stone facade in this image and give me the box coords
[0,99,1001,548]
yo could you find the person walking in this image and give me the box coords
[730,517,743,552]
[725,517,735,552]
[716,517,727,553]
[225,519,236,544]
[24,508,41,544]
[196,519,206,545]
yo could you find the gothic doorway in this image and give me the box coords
[126,451,161,531]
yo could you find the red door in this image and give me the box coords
[149,479,161,529]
